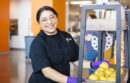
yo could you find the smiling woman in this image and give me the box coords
[29,6,86,83]
[36,6,58,35]
[39,11,58,35]
[29,6,109,83]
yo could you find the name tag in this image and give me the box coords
[66,38,72,42]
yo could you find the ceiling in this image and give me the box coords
[67,0,130,7]
[68,0,130,22]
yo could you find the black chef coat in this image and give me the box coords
[29,29,79,83]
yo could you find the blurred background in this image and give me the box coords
[0,0,130,83]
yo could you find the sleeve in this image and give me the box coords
[67,33,79,62]
[93,31,99,37]
[29,40,51,72]
[70,41,79,62]
[86,31,94,35]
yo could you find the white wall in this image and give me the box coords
[10,0,31,49]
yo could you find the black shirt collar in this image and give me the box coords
[38,29,60,38]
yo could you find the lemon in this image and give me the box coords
[97,68,105,72]
[110,71,116,77]
[99,75,107,81]
[88,74,98,80]
[99,62,109,69]
[110,68,123,76]
[106,77,116,82]
[97,72,105,77]
[109,68,115,72]
[105,69,112,76]
[105,74,110,77]
[94,70,101,75]
[121,67,123,75]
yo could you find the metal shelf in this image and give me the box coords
[77,4,129,83]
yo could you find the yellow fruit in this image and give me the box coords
[99,62,109,69]
[99,75,107,81]
[94,70,101,75]
[106,77,116,82]
[105,74,110,77]
[110,68,123,76]
[97,72,105,77]
[97,68,105,72]
[110,71,116,77]
[88,74,98,80]
[121,67,123,75]
[109,68,115,72]
[105,69,112,76]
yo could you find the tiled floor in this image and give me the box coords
[0,49,88,83]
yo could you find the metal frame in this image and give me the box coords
[125,10,130,69]
[98,31,117,61]
[99,31,116,61]
[98,31,105,60]
[78,4,122,83]
[124,30,128,68]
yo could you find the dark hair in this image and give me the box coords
[36,6,58,23]
[89,14,97,19]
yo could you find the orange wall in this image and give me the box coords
[31,0,53,36]
[31,0,65,36]
[53,0,65,31]
[0,1,10,52]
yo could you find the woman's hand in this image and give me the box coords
[67,76,86,83]
[91,60,110,69]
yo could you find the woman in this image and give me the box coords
[29,6,109,83]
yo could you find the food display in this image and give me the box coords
[88,62,123,82]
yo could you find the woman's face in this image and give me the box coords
[39,10,58,35]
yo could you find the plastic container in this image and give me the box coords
[25,36,35,58]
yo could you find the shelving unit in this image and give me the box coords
[125,10,130,69]
[77,4,129,83]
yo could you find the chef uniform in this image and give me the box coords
[29,29,79,83]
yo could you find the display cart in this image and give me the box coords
[125,10,130,69]
[77,4,129,83]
